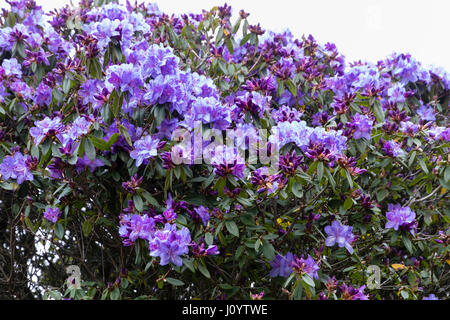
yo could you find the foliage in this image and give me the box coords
[0,0,449,300]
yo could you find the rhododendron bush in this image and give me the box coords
[0,0,449,300]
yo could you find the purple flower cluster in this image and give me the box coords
[29,117,64,145]
[269,252,295,278]
[119,213,156,246]
[385,204,416,231]
[349,113,373,140]
[43,207,61,223]
[130,134,160,167]
[149,223,191,267]
[292,254,320,280]
[0,152,34,184]
[269,252,320,280]
[193,206,210,226]
[324,220,356,254]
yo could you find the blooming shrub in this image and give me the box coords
[0,0,449,300]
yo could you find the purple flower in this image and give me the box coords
[311,111,329,126]
[417,104,436,121]
[141,43,179,79]
[105,63,143,94]
[400,121,419,136]
[423,294,438,300]
[339,283,368,300]
[382,140,404,157]
[1,58,21,77]
[272,105,303,123]
[385,204,416,231]
[387,82,406,103]
[29,117,64,145]
[0,152,34,184]
[148,223,191,266]
[324,220,355,254]
[130,134,160,167]
[269,252,295,278]
[187,96,231,130]
[211,146,246,179]
[428,126,450,142]
[43,207,61,223]
[191,242,220,257]
[194,206,210,226]
[34,83,52,106]
[75,154,105,174]
[119,213,155,245]
[292,254,320,280]
[351,113,373,140]
[156,118,178,140]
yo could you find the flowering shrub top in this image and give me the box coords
[0,0,449,300]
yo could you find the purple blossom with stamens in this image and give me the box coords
[148,223,191,266]
[0,152,34,184]
[269,252,295,278]
[292,254,320,279]
[272,105,303,123]
[339,283,368,300]
[75,154,105,173]
[130,134,160,167]
[351,113,373,139]
[43,207,61,223]
[324,220,355,254]
[417,104,436,121]
[194,206,210,226]
[29,117,64,145]
[387,82,406,103]
[211,146,246,179]
[119,213,156,246]
[385,204,416,231]
[400,121,419,136]
[382,139,405,157]
[34,83,52,106]
[1,58,21,77]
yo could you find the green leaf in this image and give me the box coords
[133,194,144,212]
[317,161,324,182]
[373,102,385,122]
[141,191,159,208]
[197,262,211,279]
[344,197,353,210]
[84,138,96,161]
[183,259,195,273]
[377,189,389,202]
[418,159,429,174]
[286,79,297,97]
[110,287,120,300]
[292,280,303,300]
[82,219,93,237]
[225,220,239,237]
[262,240,275,260]
[444,166,450,182]
[89,136,109,151]
[205,232,213,246]
[166,277,185,286]
[292,181,303,198]
[345,169,354,189]
[302,274,315,288]
[408,151,416,167]
[55,223,64,239]
[402,235,413,254]
[106,133,120,148]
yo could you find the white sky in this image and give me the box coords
[0,0,449,71]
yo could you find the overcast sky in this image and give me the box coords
[1,0,449,71]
